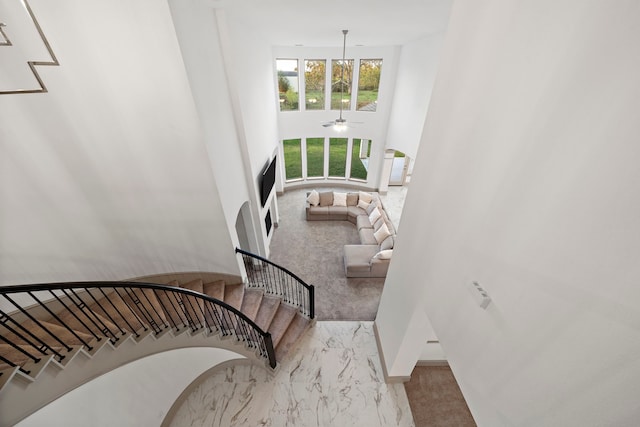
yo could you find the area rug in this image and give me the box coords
[268,188,385,321]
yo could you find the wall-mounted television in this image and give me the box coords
[260,155,277,207]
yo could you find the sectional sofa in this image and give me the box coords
[305,190,395,278]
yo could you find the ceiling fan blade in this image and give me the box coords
[322,122,335,127]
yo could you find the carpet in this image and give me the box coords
[268,188,386,320]
[404,366,477,427]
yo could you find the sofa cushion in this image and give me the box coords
[365,202,377,215]
[368,208,382,225]
[356,214,373,230]
[348,206,366,218]
[359,191,373,204]
[346,193,358,206]
[329,206,348,217]
[319,191,333,206]
[380,235,394,251]
[306,190,320,206]
[357,199,370,210]
[308,206,329,215]
[373,249,393,260]
[374,223,391,244]
[373,217,385,231]
[333,192,347,206]
[359,228,378,245]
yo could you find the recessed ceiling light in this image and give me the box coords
[295,44,303,46]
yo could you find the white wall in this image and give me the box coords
[0,0,241,285]
[167,2,252,248]
[385,32,448,159]
[16,348,241,427]
[376,0,640,425]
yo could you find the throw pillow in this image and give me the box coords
[368,208,382,225]
[357,199,370,210]
[373,217,385,231]
[374,223,391,244]
[373,249,393,260]
[333,192,347,207]
[318,191,333,207]
[346,193,358,206]
[306,190,320,206]
[380,235,394,251]
[359,191,373,204]
[366,202,378,215]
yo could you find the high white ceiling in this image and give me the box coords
[214,0,453,47]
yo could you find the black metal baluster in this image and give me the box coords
[0,312,66,361]
[97,288,138,337]
[0,333,41,365]
[161,290,185,331]
[151,289,178,331]
[138,288,169,330]
[112,288,147,332]
[84,288,126,335]
[126,288,160,334]
[5,293,85,350]
[67,289,118,342]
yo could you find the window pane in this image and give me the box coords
[331,59,353,110]
[328,137,348,177]
[306,138,324,177]
[304,60,325,110]
[276,59,299,111]
[350,139,369,180]
[282,139,302,180]
[357,59,382,111]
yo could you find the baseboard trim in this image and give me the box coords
[373,321,411,383]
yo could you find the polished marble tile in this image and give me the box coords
[169,321,414,427]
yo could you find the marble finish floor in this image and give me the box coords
[169,321,415,427]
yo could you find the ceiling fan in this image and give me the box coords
[322,29,361,131]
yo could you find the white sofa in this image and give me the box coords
[305,190,395,278]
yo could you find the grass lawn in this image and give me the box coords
[283,138,369,181]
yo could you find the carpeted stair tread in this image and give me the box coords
[203,280,225,301]
[0,344,64,367]
[89,292,144,334]
[268,304,298,348]
[180,279,205,328]
[240,289,264,322]
[1,319,93,348]
[122,288,168,331]
[155,280,187,327]
[253,296,281,331]
[49,306,119,339]
[275,313,311,361]
[223,283,245,311]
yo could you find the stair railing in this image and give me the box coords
[0,282,276,373]
[236,248,315,319]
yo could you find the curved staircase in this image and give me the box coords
[0,250,314,426]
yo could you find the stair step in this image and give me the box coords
[89,290,144,334]
[254,295,281,331]
[268,304,298,348]
[48,306,119,340]
[1,319,93,348]
[275,313,311,361]
[180,279,205,329]
[223,283,245,311]
[240,289,264,322]
[121,288,168,333]
[203,280,225,301]
[153,280,187,328]
[0,344,63,368]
